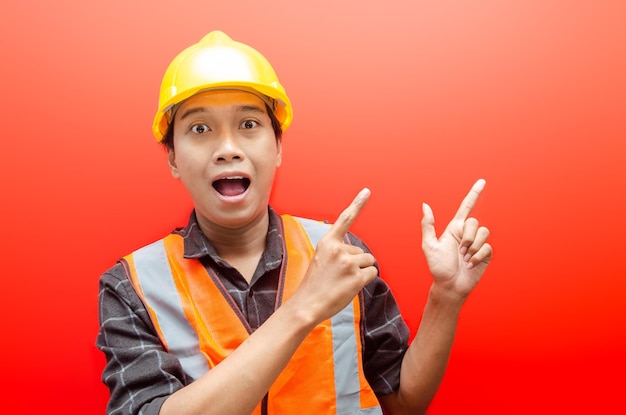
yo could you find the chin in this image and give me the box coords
[207,207,268,230]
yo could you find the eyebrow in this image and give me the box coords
[179,104,267,121]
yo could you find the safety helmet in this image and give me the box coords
[152,31,292,141]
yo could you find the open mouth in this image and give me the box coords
[212,177,251,196]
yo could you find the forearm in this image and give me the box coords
[160,299,317,415]
[383,284,465,414]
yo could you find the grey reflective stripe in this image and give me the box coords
[294,217,330,247]
[132,239,209,380]
[332,302,365,413]
[295,218,382,414]
[361,408,383,415]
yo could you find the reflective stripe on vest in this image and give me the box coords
[123,214,382,414]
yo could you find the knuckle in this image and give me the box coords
[337,254,354,270]
[316,237,329,250]
[363,268,377,284]
[465,217,479,227]
[484,243,493,255]
[340,211,354,226]
[461,233,474,245]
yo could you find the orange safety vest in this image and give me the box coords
[123,214,382,414]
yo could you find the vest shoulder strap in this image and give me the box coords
[289,215,331,247]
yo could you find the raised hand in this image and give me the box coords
[293,188,378,323]
[421,179,493,299]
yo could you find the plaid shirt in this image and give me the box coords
[97,208,410,415]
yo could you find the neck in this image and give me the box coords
[198,210,269,263]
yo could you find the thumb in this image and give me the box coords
[421,203,438,246]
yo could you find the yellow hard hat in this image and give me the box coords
[152,31,293,141]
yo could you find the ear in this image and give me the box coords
[276,139,283,167]
[168,148,180,179]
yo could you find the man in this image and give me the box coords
[97,31,492,415]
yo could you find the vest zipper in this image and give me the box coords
[261,393,269,415]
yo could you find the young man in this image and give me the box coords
[97,31,492,415]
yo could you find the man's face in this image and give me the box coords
[168,89,282,230]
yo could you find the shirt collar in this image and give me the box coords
[176,208,284,271]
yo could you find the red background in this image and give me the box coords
[1,1,624,413]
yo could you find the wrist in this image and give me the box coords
[280,295,321,334]
[428,283,467,311]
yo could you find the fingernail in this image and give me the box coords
[463,253,472,262]
[422,202,431,215]
[476,178,486,190]
[466,262,474,270]
[459,246,468,255]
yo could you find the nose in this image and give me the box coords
[213,130,244,163]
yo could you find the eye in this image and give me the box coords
[240,120,258,129]
[191,124,210,134]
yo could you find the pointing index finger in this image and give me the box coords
[453,179,486,220]
[328,188,371,240]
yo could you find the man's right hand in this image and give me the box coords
[292,188,378,324]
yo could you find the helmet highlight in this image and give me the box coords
[152,31,292,141]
